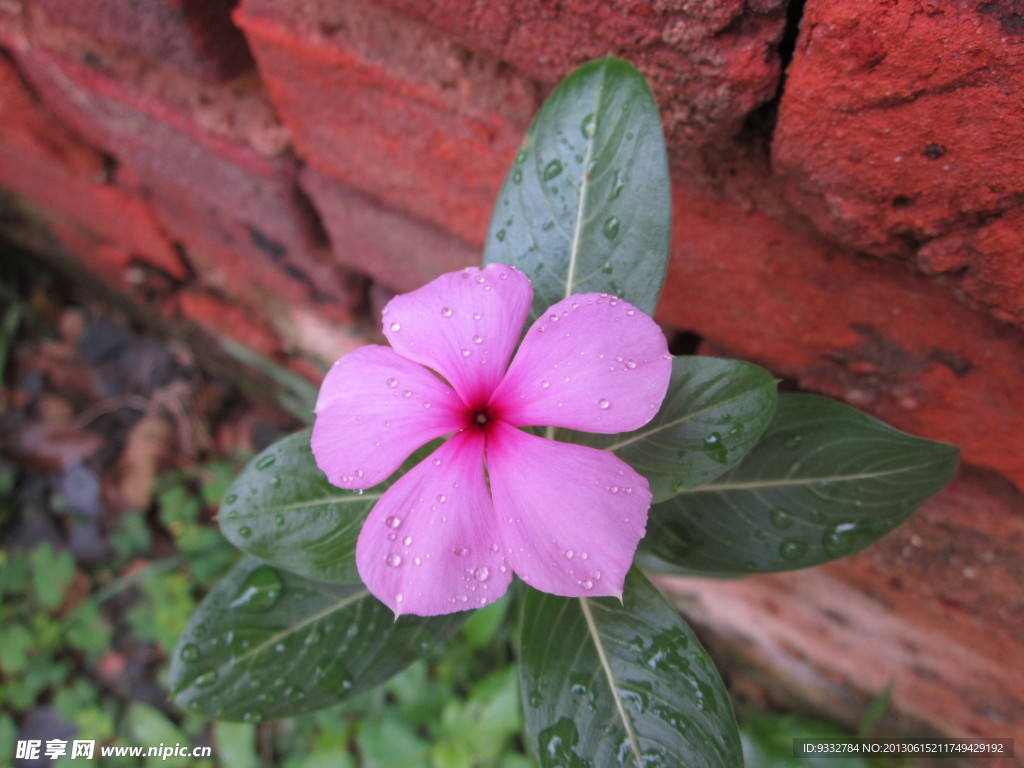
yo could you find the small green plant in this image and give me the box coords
[169,59,957,766]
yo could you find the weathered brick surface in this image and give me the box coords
[300,165,479,293]
[661,174,1024,491]
[659,466,1024,739]
[171,290,282,358]
[32,0,252,80]
[773,0,1024,329]
[8,36,362,326]
[0,53,184,280]
[236,0,538,245]
[379,0,788,150]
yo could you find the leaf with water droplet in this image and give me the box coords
[219,429,437,584]
[484,57,670,323]
[170,556,465,719]
[520,569,741,768]
[639,394,958,576]
[568,357,777,502]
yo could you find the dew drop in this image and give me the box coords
[432,458,442,466]
[779,539,808,562]
[474,567,490,582]
[386,377,399,388]
[625,359,637,369]
[625,308,635,317]
[473,334,483,344]
[564,549,574,559]
[389,322,401,332]
[474,274,486,284]
[496,229,506,242]
[180,643,200,662]
[598,398,610,409]
[603,216,620,239]
[543,159,563,180]
[402,536,413,546]
[461,349,471,357]
[441,307,453,317]
[437,494,447,503]
[385,553,402,567]
[385,516,402,529]
[512,168,523,184]
[581,580,594,590]
[256,454,276,470]
[541,380,551,389]
[238,525,252,539]
[396,593,404,604]
[453,546,468,557]
[581,112,596,138]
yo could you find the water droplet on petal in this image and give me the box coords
[441,307,453,317]
[461,349,471,357]
[474,567,490,582]
[541,380,551,389]
[598,399,610,409]
[396,592,404,604]
[581,580,594,590]
[385,553,402,567]
[473,335,483,344]
[402,536,413,546]
[385,516,402,529]
[389,322,401,332]
[564,549,574,559]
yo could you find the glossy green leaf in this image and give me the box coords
[640,394,959,576]
[569,357,777,502]
[484,57,670,321]
[170,557,464,720]
[520,570,741,768]
[220,430,420,584]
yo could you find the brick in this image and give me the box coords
[300,165,478,294]
[378,0,787,149]
[658,175,1024,491]
[236,0,538,245]
[0,51,104,178]
[8,41,365,315]
[773,0,1024,329]
[657,466,1024,738]
[12,44,309,256]
[32,0,252,80]
[0,53,182,272]
[171,290,282,359]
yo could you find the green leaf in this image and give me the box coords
[640,394,959,576]
[213,722,260,768]
[220,430,402,584]
[126,703,191,768]
[520,570,741,768]
[569,357,777,502]
[484,57,671,321]
[170,556,464,720]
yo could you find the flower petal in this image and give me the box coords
[490,293,671,433]
[382,264,532,406]
[312,346,465,489]
[486,422,649,598]
[356,430,512,616]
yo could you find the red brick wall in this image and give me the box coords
[1,0,1021,738]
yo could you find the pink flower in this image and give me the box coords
[312,264,671,616]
